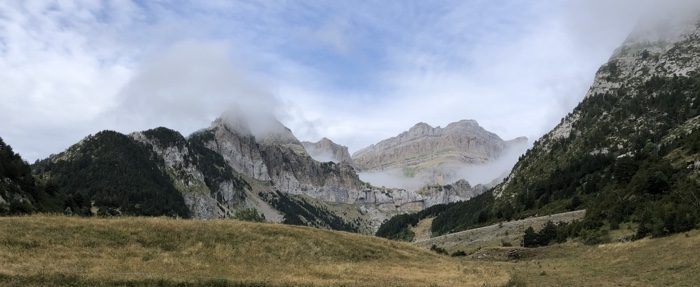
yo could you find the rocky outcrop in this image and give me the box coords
[130,127,248,219]
[417,179,487,207]
[188,116,436,230]
[301,138,354,164]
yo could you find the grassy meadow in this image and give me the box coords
[0,215,697,286]
[478,229,700,286]
[0,215,509,287]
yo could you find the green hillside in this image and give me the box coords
[32,131,191,217]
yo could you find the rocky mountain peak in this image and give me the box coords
[214,111,304,153]
[353,119,527,190]
[407,122,434,134]
[445,119,479,129]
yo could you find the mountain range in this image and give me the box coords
[3,15,699,243]
[2,109,519,233]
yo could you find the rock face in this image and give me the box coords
[416,179,488,207]
[352,120,528,188]
[197,115,444,230]
[130,127,249,219]
[301,138,354,164]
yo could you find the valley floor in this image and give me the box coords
[0,215,697,286]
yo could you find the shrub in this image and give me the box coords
[234,208,266,222]
[450,250,467,257]
[430,245,448,255]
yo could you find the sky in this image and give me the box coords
[0,0,677,161]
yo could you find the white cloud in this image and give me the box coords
[0,1,134,160]
[109,40,278,135]
[2,0,699,164]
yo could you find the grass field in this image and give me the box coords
[0,215,697,286]
[0,215,509,287]
[474,229,700,286]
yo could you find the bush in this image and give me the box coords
[450,250,467,257]
[522,221,575,248]
[234,208,266,222]
[522,227,539,247]
[430,245,448,255]
[580,229,610,245]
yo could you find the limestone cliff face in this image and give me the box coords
[193,116,435,229]
[301,138,354,164]
[417,179,487,207]
[352,120,527,186]
[129,127,248,219]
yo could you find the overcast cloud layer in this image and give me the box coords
[0,0,693,161]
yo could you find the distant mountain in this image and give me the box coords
[301,138,354,164]
[379,16,700,240]
[352,120,528,190]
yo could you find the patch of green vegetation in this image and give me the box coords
[375,203,450,240]
[31,131,190,217]
[0,136,48,215]
[142,127,188,150]
[234,208,266,222]
[260,191,358,232]
[430,191,496,236]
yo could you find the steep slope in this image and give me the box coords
[353,120,527,189]
[194,116,429,231]
[0,137,40,214]
[130,127,250,218]
[301,137,354,164]
[491,18,700,232]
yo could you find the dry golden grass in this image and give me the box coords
[468,229,700,286]
[2,215,696,286]
[0,215,509,287]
